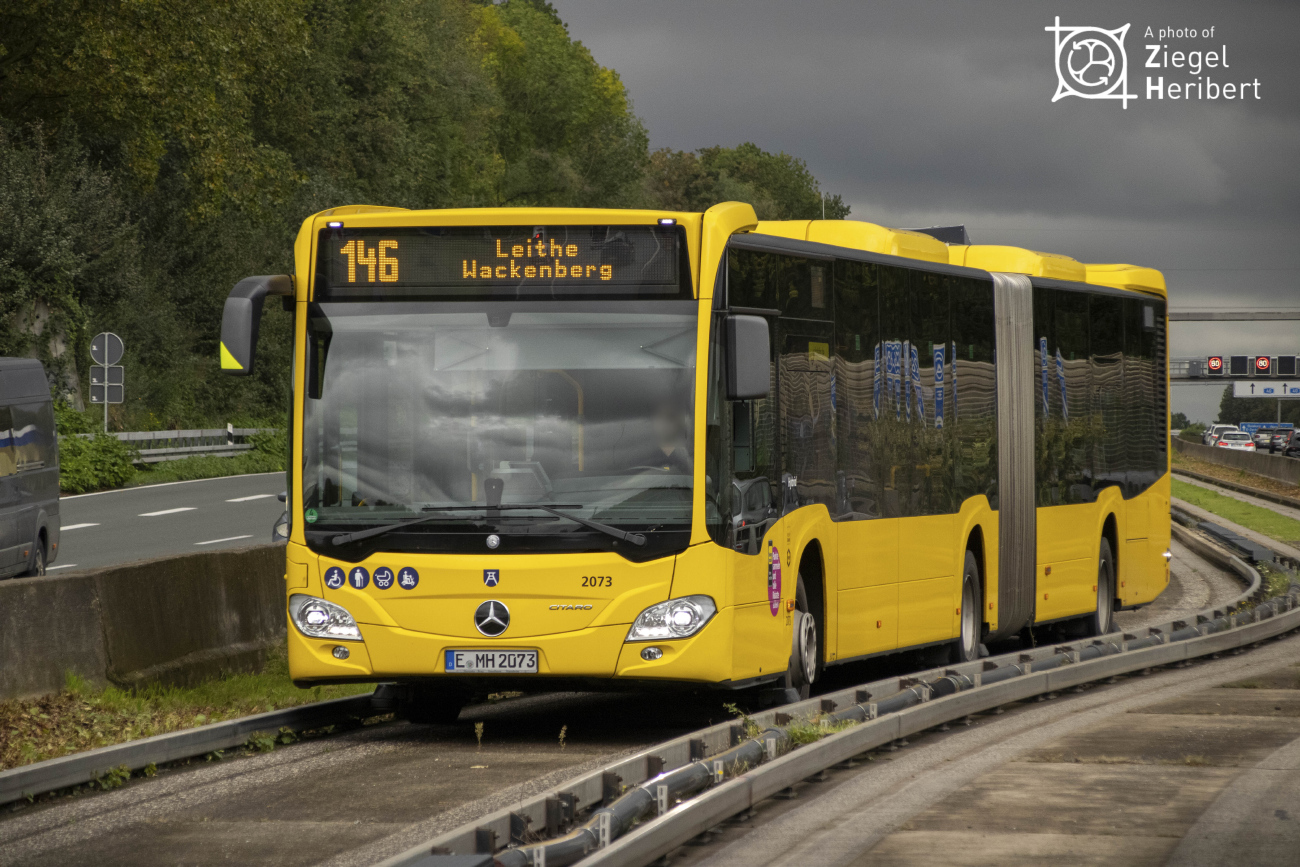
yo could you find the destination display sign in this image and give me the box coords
[315,224,685,299]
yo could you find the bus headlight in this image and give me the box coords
[626,596,716,641]
[289,594,363,641]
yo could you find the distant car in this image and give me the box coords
[1252,427,1280,449]
[1270,431,1291,453]
[1216,432,1256,451]
[1204,424,1238,445]
[1281,431,1300,459]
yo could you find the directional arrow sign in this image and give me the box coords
[1235,381,1300,398]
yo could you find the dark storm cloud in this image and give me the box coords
[555,0,1297,224]
[553,0,1300,423]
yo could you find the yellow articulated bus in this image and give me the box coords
[220,203,1170,721]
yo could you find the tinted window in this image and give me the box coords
[833,259,881,519]
[1090,294,1125,495]
[911,270,952,515]
[951,276,998,508]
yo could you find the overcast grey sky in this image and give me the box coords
[552,0,1300,423]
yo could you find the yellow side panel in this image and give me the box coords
[898,576,957,647]
[1126,492,1150,541]
[836,584,898,659]
[1037,559,1093,621]
[731,600,791,681]
[836,518,898,589]
[1036,502,1101,622]
[1122,539,1149,608]
[805,221,949,263]
[286,561,308,590]
[963,245,1086,281]
[899,514,956,581]
[1038,503,1097,565]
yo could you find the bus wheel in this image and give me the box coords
[782,577,818,701]
[1092,538,1116,636]
[400,684,468,725]
[950,550,981,663]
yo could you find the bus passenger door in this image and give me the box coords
[727,399,791,681]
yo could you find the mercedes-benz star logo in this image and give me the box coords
[474,600,510,637]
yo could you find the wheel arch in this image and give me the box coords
[796,537,828,668]
[965,524,987,631]
[1101,511,1120,603]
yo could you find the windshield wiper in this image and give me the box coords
[328,504,646,547]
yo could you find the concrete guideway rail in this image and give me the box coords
[0,693,378,807]
[382,532,1284,867]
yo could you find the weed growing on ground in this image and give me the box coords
[785,715,857,746]
[0,641,372,771]
[722,702,761,739]
[558,725,567,750]
[475,722,485,750]
[95,765,130,790]
[1256,562,1297,599]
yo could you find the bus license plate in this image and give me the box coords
[445,650,538,673]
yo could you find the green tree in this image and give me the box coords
[0,125,144,404]
[479,0,649,206]
[645,143,850,220]
[0,0,309,216]
[1216,385,1300,426]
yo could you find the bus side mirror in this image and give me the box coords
[726,314,771,400]
[220,275,294,376]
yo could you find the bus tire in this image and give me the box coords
[1092,538,1116,636]
[400,684,468,725]
[782,576,819,701]
[950,550,981,663]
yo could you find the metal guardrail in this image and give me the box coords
[66,425,277,463]
[0,693,379,806]
[379,529,1290,867]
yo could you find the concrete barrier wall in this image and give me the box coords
[1173,436,1300,486]
[0,545,285,702]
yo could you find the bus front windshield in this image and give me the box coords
[301,302,698,557]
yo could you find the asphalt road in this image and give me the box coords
[52,473,287,572]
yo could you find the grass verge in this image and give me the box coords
[0,640,372,772]
[1172,479,1300,548]
[1171,447,1300,501]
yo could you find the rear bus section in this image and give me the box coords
[221,203,1171,716]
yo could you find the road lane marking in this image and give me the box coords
[60,471,282,499]
[138,507,197,517]
[46,564,78,571]
[226,494,276,502]
[195,535,253,546]
[60,523,100,531]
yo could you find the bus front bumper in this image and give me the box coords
[287,606,736,686]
